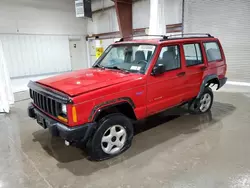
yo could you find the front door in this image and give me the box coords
[146,44,187,116]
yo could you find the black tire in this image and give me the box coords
[86,113,134,161]
[188,87,214,114]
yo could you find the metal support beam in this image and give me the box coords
[182,0,185,35]
[113,0,133,39]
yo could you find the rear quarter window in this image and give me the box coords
[204,42,222,62]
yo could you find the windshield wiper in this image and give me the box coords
[93,64,105,69]
[106,66,130,73]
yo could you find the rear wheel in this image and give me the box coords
[189,87,214,114]
[86,113,134,161]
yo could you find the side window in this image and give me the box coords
[156,45,181,71]
[204,42,222,62]
[183,43,203,66]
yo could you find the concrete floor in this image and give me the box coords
[0,91,250,188]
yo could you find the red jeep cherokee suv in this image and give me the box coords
[28,34,227,160]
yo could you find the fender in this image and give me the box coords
[88,97,135,121]
[197,74,219,98]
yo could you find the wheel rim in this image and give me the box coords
[101,125,127,155]
[199,93,212,112]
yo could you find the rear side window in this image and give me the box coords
[204,42,222,62]
[183,43,203,66]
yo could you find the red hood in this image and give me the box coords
[37,68,142,97]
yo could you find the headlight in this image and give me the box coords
[61,104,67,114]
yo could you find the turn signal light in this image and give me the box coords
[72,106,78,123]
[57,115,68,123]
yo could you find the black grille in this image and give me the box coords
[30,89,61,118]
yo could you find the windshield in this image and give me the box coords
[94,44,156,73]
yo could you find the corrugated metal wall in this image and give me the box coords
[184,0,250,82]
[0,35,71,78]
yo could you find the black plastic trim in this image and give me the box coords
[28,81,73,104]
[218,77,227,89]
[198,75,227,98]
[89,97,135,121]
[198,74,218,98]
[28,103,96,144]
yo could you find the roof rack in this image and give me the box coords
[163,33,214,40]
[116,34,168,42]
[116,33,213,43]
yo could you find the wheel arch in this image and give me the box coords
[89,97,137,122]
[197,74,219,98]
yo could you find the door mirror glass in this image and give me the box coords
[152,64,165,75]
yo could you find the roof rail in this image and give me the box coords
[116,33,213,42]
[116,34,168,42]
[164,33,214,40]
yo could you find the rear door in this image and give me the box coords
[146,44,187,116]
[182,42,207,100]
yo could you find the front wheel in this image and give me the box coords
[86,113,134,161]
[189,87,214,114]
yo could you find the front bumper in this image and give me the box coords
[28,103,97,145]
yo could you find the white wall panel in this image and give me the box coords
[87,8,119,34]
[0,0,87,35]
[0,35,71,78]
[165,0,182,25]
[0,0,88,79]
[92,0,114,11]
[87,0,182,35]
[88,1,150,34]
[133,0,150,29]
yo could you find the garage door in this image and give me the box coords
[184,0,250,82]
[0,35,71,78]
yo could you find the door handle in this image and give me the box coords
[177,72,186,77]
[200,66,207,71]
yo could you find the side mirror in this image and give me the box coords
[151,64,165,76]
